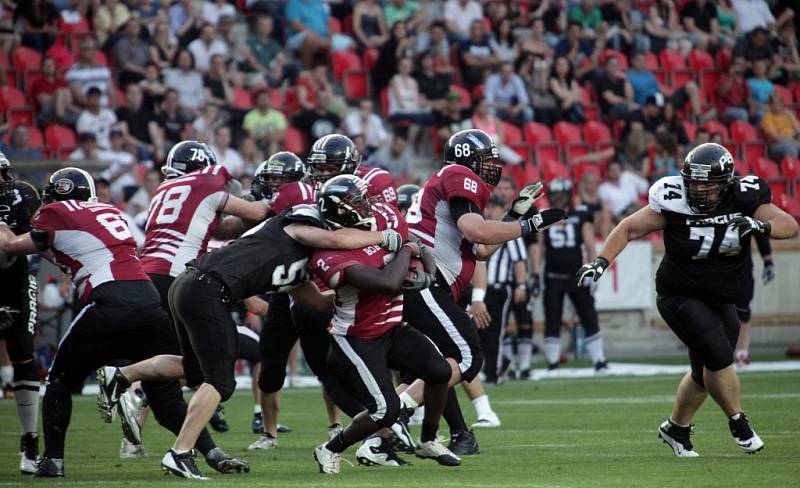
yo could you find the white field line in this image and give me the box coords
[494,392,800,406]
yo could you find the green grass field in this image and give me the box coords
[1,368,799,487]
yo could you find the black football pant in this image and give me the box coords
[43,281,209,459]
[544,277,599,338]
[657,295,740,387]
[258,293,364,417]
[478,285,511,380]
[0,260,40,402]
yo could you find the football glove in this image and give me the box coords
[0,306,19,332]
[727,216,771,238]
[762,259,775,285]
[380,229,403,252]
[401,270,434,291]
[226,178,244,198]
[519,208,567,236]
[504,182,545,220]
[527,273,541,298]
[576,257,610,287]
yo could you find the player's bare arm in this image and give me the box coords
[340,244,416,294]
[285,223,402,252]
[470,261,491,329]
[289,281,335,311]
[749,203,799,239]
[0,225,38,256]
[581,220,597,262]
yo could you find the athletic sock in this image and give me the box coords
[471,394,492,419]
[502,336,515,367]
[13,360,40,434]
[325,432,348,453]
[420,422,438,443]
[544,337,561,366]
[517,338,533,371]
[585,333,605,364]
[669,417,690,429]
[442,388,468,433]
[254,404,262,414]
[42,382,72,459]
[735,349,748,360]
[399,391,419,410]
[1,365,12,386]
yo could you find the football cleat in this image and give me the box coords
[96,366,128,423]
[277,423,293,433]
[118,388,144,445]
[205,447,250,474]
[32,457,64,478]
[472,411,501,428]
[19,433,38,474]
[658,419,699,457]
[120,438,146,459]
[248,433,278,451]
[594,361,610,374]
[327,423,343,441]
[729,413,764,454]
[251,412,263,434]
[313,443,341,474]
[449,429,480,455]
[414,439,461,466]
[161,449,209,480]
[389,408,416,453]
[356,436,409,467]
[518,369,531,380]
[209,405,229,433]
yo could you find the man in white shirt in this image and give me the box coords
[343,100,389,152]
[210,126,245,177]
[187,23,230,72]
[732,0,775,33]
[484,62,534,125]
[75,87,118,149]
[598,161,644,222]
[444,0,484,41]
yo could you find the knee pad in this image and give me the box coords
[422,355,452,385]
[372,393,401,428]
[702,338,734,372]
[398,371,417,385]
[208,375,236,402]
[258,359,287,394]
[461,348,484,383]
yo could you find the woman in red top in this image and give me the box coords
[32,57,79,126]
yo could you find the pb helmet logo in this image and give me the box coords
[54,178,75,195]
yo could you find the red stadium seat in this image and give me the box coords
[769,180,788,201]
[502,122,523,145]
[541,159,570,182]
[750,157,781,180]
[12,47,41,74]
[45,124,77,151]
[572,162,602,183]
[701,120,730,140]
[742,141,766,162]
[379,87,389,116]
[231,87,253,110]
[688,50,714,72]
[600,49,628,70]
[699,68,721,103]
[362,48,379,71]
[329,17,342,34]
[7,107,34,128]
[734,159,750,176]
[730,120,759,145]
[342,69,369,101]
[553,121,582,148]
[46,43,76,70]
[583,120,611,148]
[564,143,591,163]
[781,156,800,195]
[3,126,44,149]
[683,121,697,142]
[331,50,361,81]
[523,122,553,145]
[579,86,599,121]
[773,85,794,105]
[449,85,471,107]
[659,49,691,87]
[282,126,308,154]
[776,193,800,222]
[715,48,732,72]
[534,143,559,166]
[0,86,26,112]
[56,144,77,159]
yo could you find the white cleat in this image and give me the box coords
[471,410,501,428]
[96,366,125,423]
[414,439,461,466]
[729,413,765,454]
[313,443,341,474]
[161,449,209,480]
[248,434,279,450]
[658,420,700,457]
[117,389,143,445]
[356,437,409,467]
[120,438,147,459]
[19,433,38,474]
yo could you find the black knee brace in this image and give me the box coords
[207,374,236,402]
[701,333,735,372]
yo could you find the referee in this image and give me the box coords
[478,196,529,384]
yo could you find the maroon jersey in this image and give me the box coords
[31,200,149,304]
[311,203,406,339]
[140,165,231,277]
[406,164,490,300]
[356,166,398,206]
[268,181,314,216]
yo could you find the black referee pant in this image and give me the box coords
[478,285,511,381]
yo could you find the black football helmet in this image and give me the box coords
[317,174,375,230]
[162,140,217,179]
[396,184,420,213]
[307,134,361,184]
[444,129,502,186]
[43,167,97,203]
[251,152,305,200]
[547,178,573,210]
[681,142,735,213]
[0,151,14,197]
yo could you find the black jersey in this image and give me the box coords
[0,181,40,272]
[649,175,771,303]
[543,205,593,279]
[192,205,322,301]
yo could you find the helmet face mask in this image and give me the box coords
[318,175,376,231]
[252,152,305,199]
[681,143,734,214]
[396,184,420,214]
[307,135,361,185]
[0,152,14,197]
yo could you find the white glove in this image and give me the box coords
[506,182,545,220]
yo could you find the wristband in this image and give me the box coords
[471,288,486,303]
[516,283,526,290]
[762,221,771,237]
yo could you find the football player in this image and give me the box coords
[355,165,398,207]
[577,143,799,456]
[0,167,241,478]
[0,153,42,473]
[393,129,566,456]
[310,175,453,473]
[97,195,403,479]
[733,233,773,367]
[534,179,607,374]
[396,184,420,216]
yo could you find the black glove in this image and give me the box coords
[576,257,610,287]
[762,259,775,285]
[401,270,434,291]
[527,274,541,298]
[519,208,567,236]
[728,216,771,239]
[0,306,18,332]
[380,230,403,252]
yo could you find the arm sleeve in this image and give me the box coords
[311,251,361,289]
[449,197,481,224]
[755,233,772,258]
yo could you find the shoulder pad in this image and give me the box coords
[283,204,323,227]
[648,176,692,215]
[733,175,771,213]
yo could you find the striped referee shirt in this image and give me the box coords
[487,237,527,287]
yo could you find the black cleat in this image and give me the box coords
[518,369,531,380]
[658,419,699,457]
[19,432,38,474]
[277,423,292,433]
[356,436,410,466]
[449,429,480,455]
[389,408,416,454]
[251,412,263,434]
[209,405,230,433]
[205,447,250,474]
[161,449,208,480]
[728,413,765,454]
[32,457,64,478]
